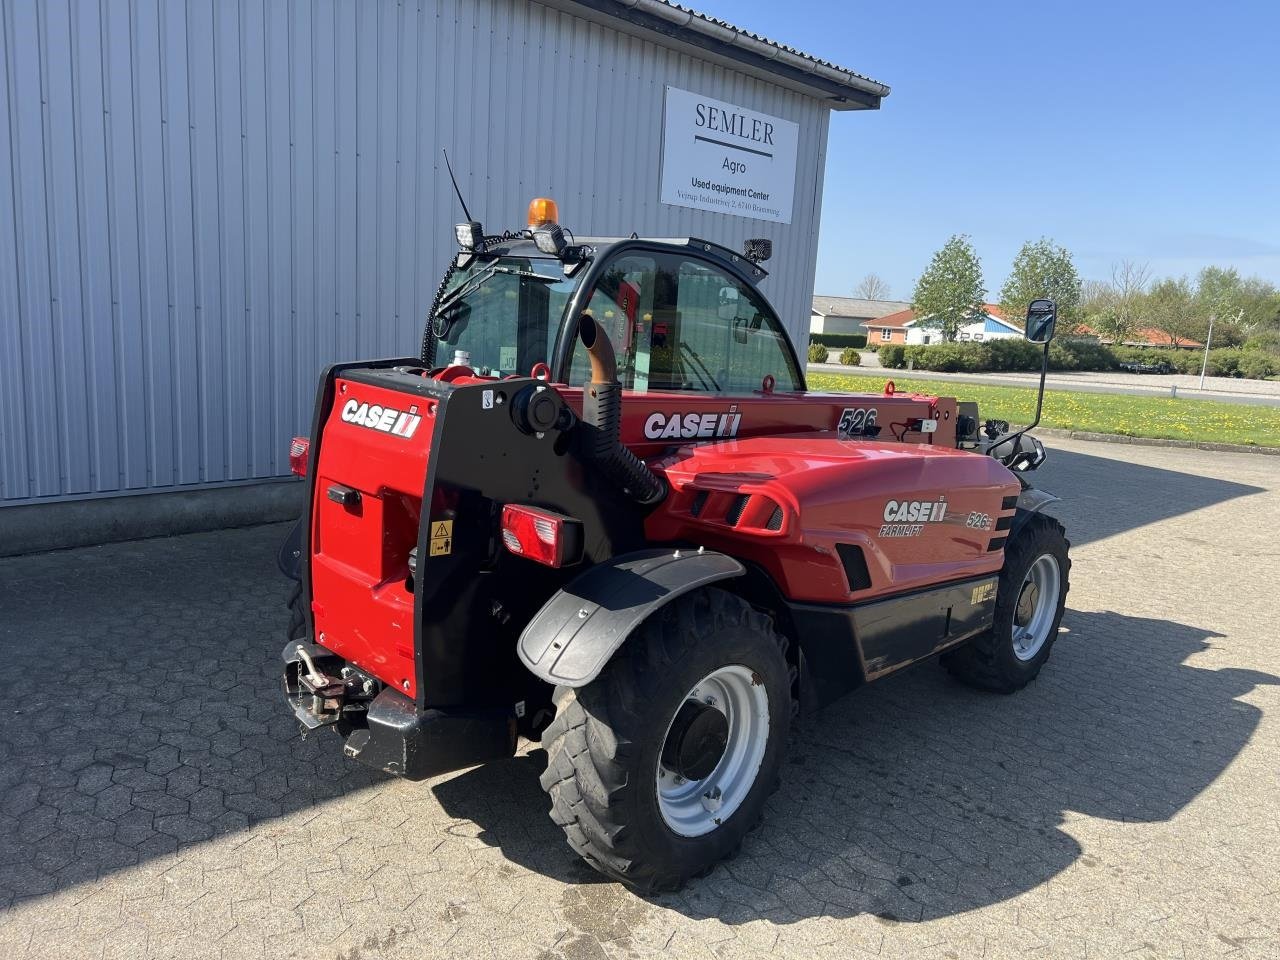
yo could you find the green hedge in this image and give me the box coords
[878,344,907,369]
[873,339,1278,380]
[839,347,861,366]
[807,342,829,363]
[811,333,868,349]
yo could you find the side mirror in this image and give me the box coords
[1025,299,1057,344]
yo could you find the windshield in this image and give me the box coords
[433,255,578,375]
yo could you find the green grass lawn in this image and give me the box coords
[806,371,1280,448]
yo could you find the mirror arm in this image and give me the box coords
[989,339,1049,461]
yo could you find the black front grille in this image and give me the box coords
[765,505,783,531]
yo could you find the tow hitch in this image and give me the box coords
[282,641,375,733]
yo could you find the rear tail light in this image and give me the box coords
[289,436,310,477]
[500,504,584,568]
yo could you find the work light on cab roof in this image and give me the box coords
[528,197,568,257]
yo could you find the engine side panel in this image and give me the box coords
[647,436,1020,699]
[648,435,1020,605]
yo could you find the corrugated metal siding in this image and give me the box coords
[0,0,830,504]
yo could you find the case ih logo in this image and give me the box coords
[643,409,742,441]
[340,398,422,438]
[879,497,947,538]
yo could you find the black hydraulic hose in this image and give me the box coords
[579,315,666,507]
[420,231,531,366]
[420,259,459,367]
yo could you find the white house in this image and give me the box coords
[903,305,1023,345]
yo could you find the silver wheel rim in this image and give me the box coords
[656,665,770,837]
[1011,554,1061,661]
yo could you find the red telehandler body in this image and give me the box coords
[280,200,1070,890]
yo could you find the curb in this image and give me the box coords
[1035,427,1279,457]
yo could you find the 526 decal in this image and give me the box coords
[838,407,878,435]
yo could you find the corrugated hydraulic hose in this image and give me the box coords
[579,315,666,507]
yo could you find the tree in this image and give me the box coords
[1146,277,1206,347]
[1109,260,1151,344]
[911,235,986,342]
[1193,267,1279,346]
[854,273,891,300]
[998,238,1082,332]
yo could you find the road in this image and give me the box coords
[808,358,1280,408]
[1,438,1278,959]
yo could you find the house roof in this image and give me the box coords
[546,1,890,109]
[1076,325,1205,349]
[867,304,1021,331]
[811,296,911,320]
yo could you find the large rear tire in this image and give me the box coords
[942,512,1071,693]
[539,587,791,892]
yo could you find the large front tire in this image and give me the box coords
[539,588,791,892]
[943,512,1071,693]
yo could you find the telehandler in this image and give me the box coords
[279,199,1070,890]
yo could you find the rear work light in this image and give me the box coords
[289,437,310,477]
[500,504,584,568]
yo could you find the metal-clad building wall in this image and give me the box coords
[0,0,831,505]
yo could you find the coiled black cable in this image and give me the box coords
[419,230,530,366]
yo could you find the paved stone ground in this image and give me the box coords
[1,438,1277,959]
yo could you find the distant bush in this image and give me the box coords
[807,342,829,363]
[903,343,988,372]
[839,347,861,366]
[878,344,907,369]
[812,333,867,349]
[871,338,1278,380]
[1244,330,1280,353]
[1237,351,1278,380]
[987,338,1044,371]
[1050,339,1120,371]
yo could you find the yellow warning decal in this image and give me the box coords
[971,581,996,605]
[429,519,453,556]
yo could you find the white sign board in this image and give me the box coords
[659,86,799,225]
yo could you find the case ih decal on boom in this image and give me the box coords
[278,198,1071,892]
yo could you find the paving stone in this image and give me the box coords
[0,439,1277,959]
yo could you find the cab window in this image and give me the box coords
[568,252,801,393]
[568,255,659,389]
[671,258,801,393]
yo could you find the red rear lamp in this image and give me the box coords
[289,436,310,477]
[500,504,584,568]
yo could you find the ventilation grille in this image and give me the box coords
[766,505,784,531]
[835,543,872,592]
[690,490,708,518]
[725,495,750,526]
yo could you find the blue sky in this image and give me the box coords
[693,0,1280,301]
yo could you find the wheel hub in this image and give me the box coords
[661,701,729,782]
[1015,579,1040,626]
[656,665,770,837]
[1011,553,1061,662]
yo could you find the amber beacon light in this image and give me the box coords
[527,197,559,227]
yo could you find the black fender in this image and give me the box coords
[277,518,304,580]
[1009,486,1061,540]
[517,547,745,687]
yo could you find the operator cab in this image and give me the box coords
[428,199,803,397]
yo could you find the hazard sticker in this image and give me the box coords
[429,519,454,556]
